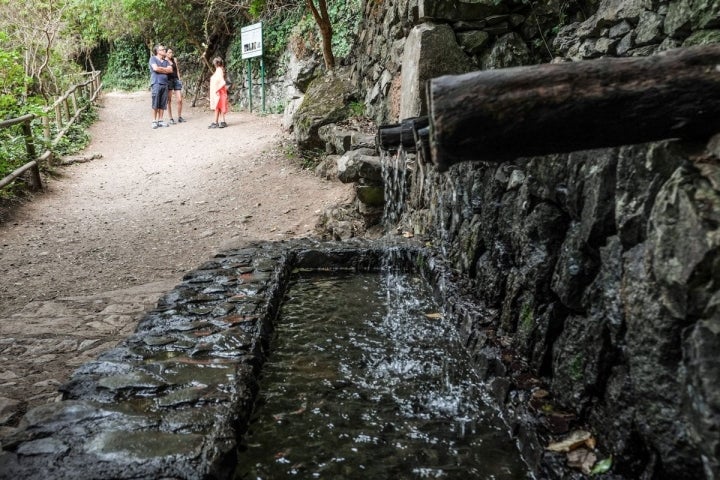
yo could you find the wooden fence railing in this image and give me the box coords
[0,70,102,191]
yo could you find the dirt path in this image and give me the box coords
[0,91,353,432]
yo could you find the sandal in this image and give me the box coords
[219,122,227,128]
[208,123,218,129]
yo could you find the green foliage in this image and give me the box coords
[348,100,364,117]
[569,353,584,381]
[0,0,107,104]
[283,0,361,61]
[520,301,534,332]
[326,0,361,59]
[280,138,324,170]
[229,0,362,82]
[268,100,286,114]
[0,33,30,119]
[48,53,87,95]
[53,100,97,156]
[1,94,97,196]
[0,125,29,184]
[0,110,44,190]
[64,0,106,52]
[248,0,266,19]
[227,4,300,83]
[120,0,157,28]
[0,94,93,178]
[103,36,150,91]
[0,33,37,184]
[297,147,326,170]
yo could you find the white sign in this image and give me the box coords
[241,23,263,59]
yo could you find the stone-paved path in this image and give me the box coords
[0,90,352,439]
[0,280,178,434]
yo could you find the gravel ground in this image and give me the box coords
[0,90,353,427]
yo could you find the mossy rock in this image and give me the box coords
[683,29,720,46]
[292,72,357,150]
[356,185,385,207]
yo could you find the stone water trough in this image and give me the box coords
[1,238,493,479]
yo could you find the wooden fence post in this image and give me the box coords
[55,103,63,130]
[42,116,51,145]
[71,90,78,116]
[64,98,71,123]
[0,70,102,193]
[20,121,42,190]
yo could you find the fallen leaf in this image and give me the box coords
[532,389,550,399]
[546,430,593,452]
[544,411,575,435]
[567,447,597,475]
[590,455,613,475]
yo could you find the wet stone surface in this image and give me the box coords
[0,239,398,480]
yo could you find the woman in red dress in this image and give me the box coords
[209,57,228,128]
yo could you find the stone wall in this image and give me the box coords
[352,0,720,478]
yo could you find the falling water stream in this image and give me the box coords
[234,269,530,479]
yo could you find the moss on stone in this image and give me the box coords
[683,29,720,46]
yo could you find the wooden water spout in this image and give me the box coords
[376,117,432,164]
[376,116,429,153]
[378,45,720,172]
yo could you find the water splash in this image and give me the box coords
[380,147,410,233]
[235,271,530,479]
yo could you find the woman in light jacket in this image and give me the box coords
[209,57,228,128]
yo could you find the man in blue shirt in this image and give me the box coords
[149,45,173,129]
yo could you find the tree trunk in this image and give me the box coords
[191,63,209,108]
[307,0,335,70]
[427,44,720,171]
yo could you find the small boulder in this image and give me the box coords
[337,150,383,184]
[292,72,357,150]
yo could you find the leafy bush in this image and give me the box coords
[52,98,96,157]
[284,0,361,61]
[1,31,97,194]
[327,0,362,59]
[349,100,365,117]
[0,33,30,120]
[0,34,39,183]
[103,36,150,91]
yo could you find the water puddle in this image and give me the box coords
[235,271,530,479]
